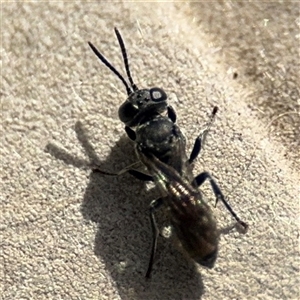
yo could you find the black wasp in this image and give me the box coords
[88,28,248,278]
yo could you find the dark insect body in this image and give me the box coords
[88,28,247,278]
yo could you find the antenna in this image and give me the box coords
[114,27,138,92]
[88,41,132,95]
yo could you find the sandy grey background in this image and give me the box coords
[1,2,299,300]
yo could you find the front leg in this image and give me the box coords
[188,106,218,164]
[125,126,136,141]
[167,105,177,123]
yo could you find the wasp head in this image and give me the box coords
[119,87,168,127]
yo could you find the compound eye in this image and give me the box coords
[150,87,167,102]
[118,101,138,124]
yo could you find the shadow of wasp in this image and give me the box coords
[88,28,248,278]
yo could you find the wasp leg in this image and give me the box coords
[128,170,153,181]
[146,197,164,278]
[188,133,204,164]
[167,105,177,123]
[193,172,248,230]
[188,106,218,164]
[93,162,153,182]
[125,126,136,141]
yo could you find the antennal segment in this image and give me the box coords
[88,41,133,95]
[114,27,138,92]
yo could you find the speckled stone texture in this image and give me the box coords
[1,2,299,300]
